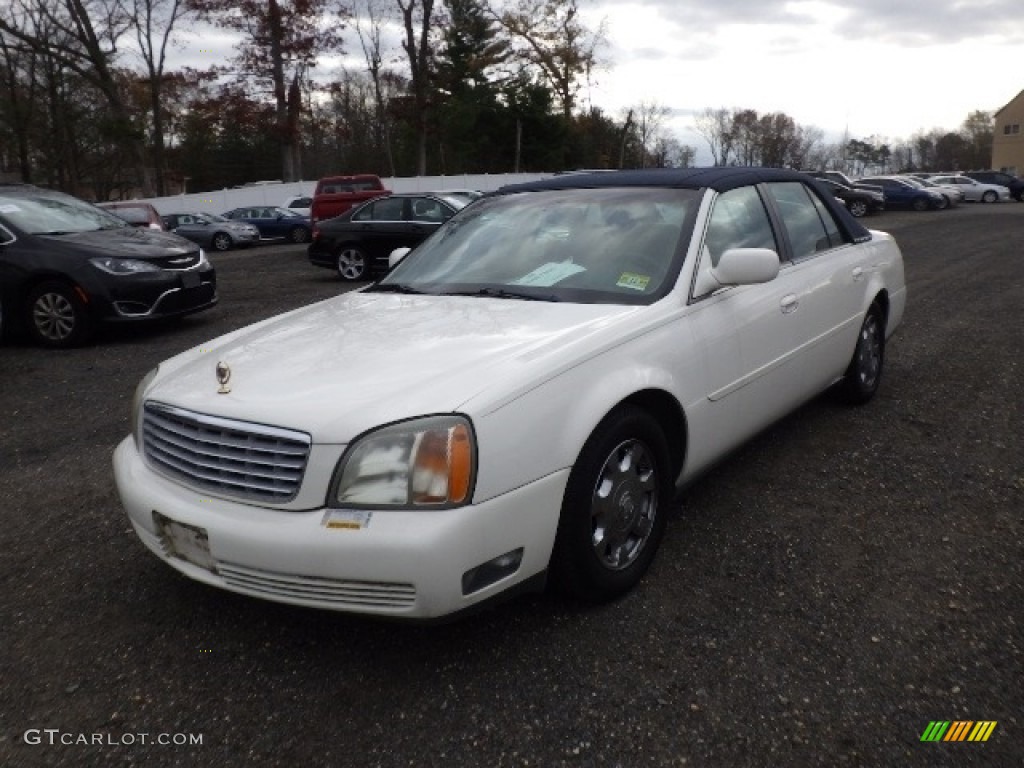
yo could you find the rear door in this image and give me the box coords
[350,196,410,263]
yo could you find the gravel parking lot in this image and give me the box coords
[1,204,1021,767]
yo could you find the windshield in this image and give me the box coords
[0,191,128,234]
[371,187,699,305]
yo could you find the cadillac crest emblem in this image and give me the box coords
[215,361,232,394]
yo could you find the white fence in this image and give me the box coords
[135,173,554,215]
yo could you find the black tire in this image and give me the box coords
[211,232,233,252]
[549,405,672,602]
[25,281,93,348]
[336,246,369,281]
[911,197,929,212]
[935,195,949,210]
[981,190,997,203]
[847,199,868,217]
[290,226,310,244]
[838,301,885,405]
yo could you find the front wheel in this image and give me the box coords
[981,190,997,203]
[549,405,671,602]
[211,232,233,252]
[336,246,369,281]
[26,281,93,348]
[838,302,885,404]
[911,197,929,212]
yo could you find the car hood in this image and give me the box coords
[147,291,641,442]
[43,227,198,259]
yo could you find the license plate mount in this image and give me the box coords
[153,512,216,572]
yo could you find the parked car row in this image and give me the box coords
[97,202,314,250]
[809,170,1018,213]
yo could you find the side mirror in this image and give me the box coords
[389,247,411,269]
[712,247,780,286]
[694,247,779,295]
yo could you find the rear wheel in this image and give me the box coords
[290,226,309,243]
[336,246,369,281]
[838,302,885,404]
[911,197,929,212]
[211,232,233,252]
[847,199,868,217]
[549,405,671,602]
[26,281,93,348]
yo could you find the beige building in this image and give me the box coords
[992,89,1024,174]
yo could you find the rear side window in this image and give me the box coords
[765,181,841,261]
[355,197,404,221]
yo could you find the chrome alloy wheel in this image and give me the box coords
[32,290,77,342]
[590,438,659,571]
[336,247,368,281]
[853,311,882,391]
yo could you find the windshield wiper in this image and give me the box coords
[443,287,560,302]
[365,283,429,295]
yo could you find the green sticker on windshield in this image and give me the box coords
[616,272,650,291]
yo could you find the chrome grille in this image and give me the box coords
[218,563,417,609]
[143,402,311,502]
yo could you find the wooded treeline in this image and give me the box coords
[0,0,995,200]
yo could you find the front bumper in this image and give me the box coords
[88,265,217,322]
[113,437,568,619]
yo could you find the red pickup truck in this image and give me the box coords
[310,174,390,224]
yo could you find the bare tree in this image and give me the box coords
[130,0,194,194]
[694,107,734,166]
[0,0,155,193]
[396,0,436,175]
[632,100,669,168]
[354,0,396,175]
[489,0,604,121]
[188,0,346,181]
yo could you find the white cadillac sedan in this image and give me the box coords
[113,168,906,620]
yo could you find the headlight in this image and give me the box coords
[331,416,475,508]
[131,366,159,448]
[89,257,161,274]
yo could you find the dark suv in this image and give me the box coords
[963,171,1024,202]
[0,184,217,348]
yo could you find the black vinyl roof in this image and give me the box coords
[495,167,873,243]
[497,167,821,194]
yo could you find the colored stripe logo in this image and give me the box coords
[921,721,997,742]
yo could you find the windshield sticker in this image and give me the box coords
[511,261,586,286]
[0,204,21,213]
[322,509,373,530]
[617,272,651,291]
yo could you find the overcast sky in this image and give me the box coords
[582,0,1024,151]
[171,0,1024,160]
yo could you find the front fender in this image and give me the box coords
[470,322,700,505]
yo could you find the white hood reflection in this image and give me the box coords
[148,291,639,441]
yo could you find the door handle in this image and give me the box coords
[780,294,799,314]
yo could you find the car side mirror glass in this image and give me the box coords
[0,224,15,245]
[389,247,412,269]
